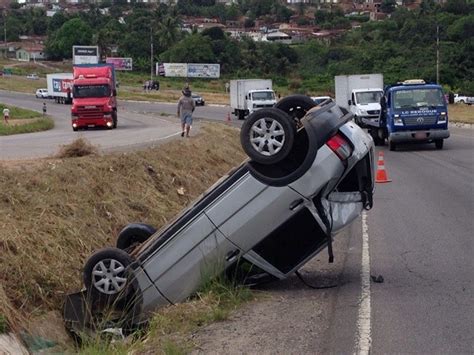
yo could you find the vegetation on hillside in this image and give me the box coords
[1,0,473,93]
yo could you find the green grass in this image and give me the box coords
[0,314,8,334]
[0,104,43,120]
[0,117,54,136]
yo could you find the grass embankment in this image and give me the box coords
[0,123,250,352]
[0,104,53,135]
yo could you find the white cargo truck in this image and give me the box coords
[47,73,73,104]
[230,79,277,120]
[335,74,384,127]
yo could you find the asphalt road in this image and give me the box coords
[326,130,473,353]
[1,91,473,353]
[0,90,236,160]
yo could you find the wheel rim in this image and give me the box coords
[250,117,285,157]
[91,258,128,295]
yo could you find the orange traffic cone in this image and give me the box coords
[375,151,392,183]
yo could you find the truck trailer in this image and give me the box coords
[71,64,117,131]
[335,74,384,127]
[230,79,277,120]
[47,73,73,104]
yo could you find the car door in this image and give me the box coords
[204,173,306,253]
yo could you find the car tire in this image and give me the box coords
[116,223,157,252]
[240,108,295,165]
[389,139,397,151]
[83,247,134,303]
[274,95,316,124]
[435,139,443,150]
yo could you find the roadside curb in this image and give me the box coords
[449,122,473,129]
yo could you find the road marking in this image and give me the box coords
[355,211,372,354]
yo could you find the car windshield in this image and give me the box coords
[73,85,110,98]
[355,91,383,105]
[393,88,445,109]
[251,91,275,101]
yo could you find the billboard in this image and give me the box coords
[106,57,133,71]
[157,63,220,78]
[187,63,220,78]
[73,46,99,65]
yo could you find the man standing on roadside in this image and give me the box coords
[177,87,195,138]
[42,102,47,117]
[3,107,10,124]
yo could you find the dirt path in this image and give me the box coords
[189,228,356,354]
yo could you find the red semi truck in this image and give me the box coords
[71,64,117,131]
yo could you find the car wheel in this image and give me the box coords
[460,100,465,104]
[435,139,443,150]
[116,223,156,252]
[83,247,134,303]
[389,139,397,151]
[240,108,295,165]
[274,95,316,125]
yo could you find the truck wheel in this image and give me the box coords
[83,247,134,303]
[241,108,295,165]
[116,223,156,252]
[435,139,444,150]
[389,140,397,151]
[112,111,118,129]
[274,95,316,125]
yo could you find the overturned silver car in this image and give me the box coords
[64,96,375,333]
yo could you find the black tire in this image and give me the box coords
[72,127,78,132]
[389,140,397,151]
[116,223,157,251]
[83,247,134,303]
[240,108,295,165]
[274,95,316,124]
[112,111,118,129]
[435,139,443,150]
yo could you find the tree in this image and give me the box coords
[381,0,397,13]
[45,18,93,60]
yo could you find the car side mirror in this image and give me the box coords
[348,99,352,106]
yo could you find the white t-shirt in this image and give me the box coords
[3,108,10,117]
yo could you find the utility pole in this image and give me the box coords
[436,25,440,84]
[150,25,153,82]
[3,10,6,59]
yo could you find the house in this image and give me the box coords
[16,43,46,61]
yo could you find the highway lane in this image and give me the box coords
[366,132,474,353]
[0,90,239,160]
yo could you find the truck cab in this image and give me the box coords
[246,89,276,115]
[369,80,449,150]
[349,88,383,127]
[71,64,117,131]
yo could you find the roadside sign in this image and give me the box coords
[73,46,99,65]
[106,57,133,71]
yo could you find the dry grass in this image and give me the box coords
[56,137,99,158]
[448,104,474,124]
[0,123,246,338]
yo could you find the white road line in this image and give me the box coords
[355,211,372,354]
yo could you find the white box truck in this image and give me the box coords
[47,73,73,104]
[230,79,277,120]
[335,74,384,127]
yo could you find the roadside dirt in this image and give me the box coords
[189,233,354,354]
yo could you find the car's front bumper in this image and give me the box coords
[389,129,450,143]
